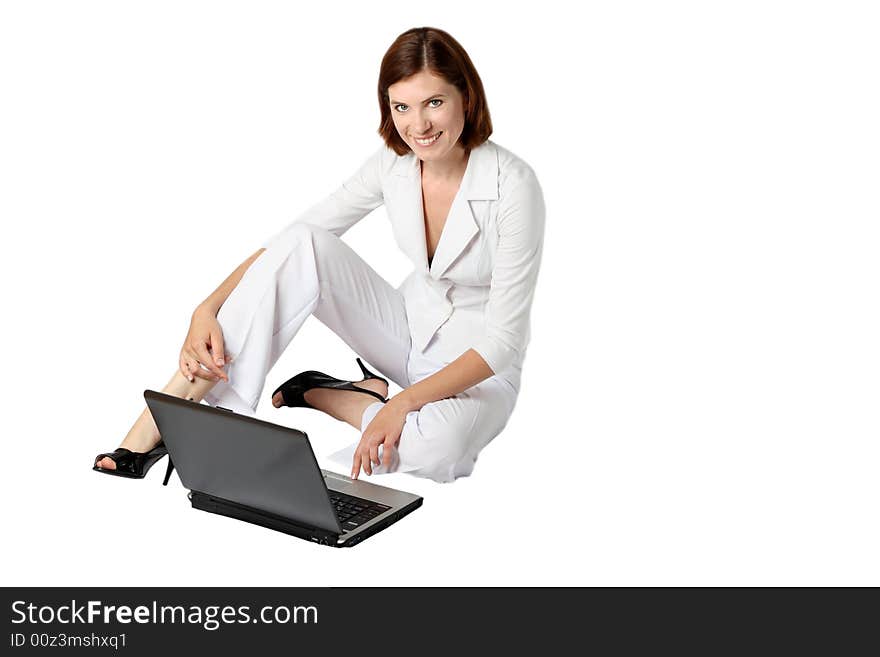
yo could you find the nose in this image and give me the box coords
[412,110,433,136]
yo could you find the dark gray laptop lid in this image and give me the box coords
[144,390,341,534]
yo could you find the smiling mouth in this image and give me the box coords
[414,131,442,146]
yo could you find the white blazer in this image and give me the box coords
[262,139,546,393]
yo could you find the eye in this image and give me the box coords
[393,98,443,113]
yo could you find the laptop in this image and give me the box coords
[143,390,423,547]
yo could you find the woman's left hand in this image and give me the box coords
[351,398,409,479]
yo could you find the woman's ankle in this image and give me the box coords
[119,408,162,452]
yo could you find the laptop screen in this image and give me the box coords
[144,390,340,533]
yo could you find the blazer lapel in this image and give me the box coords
[429,141,500,279]
[388,140,500,279]
[389,153,429,271]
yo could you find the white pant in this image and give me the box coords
[203,223,518,483]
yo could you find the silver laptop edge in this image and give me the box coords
[322,471,419,545]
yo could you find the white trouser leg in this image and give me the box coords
[330,375,518,483]
[204,222,411,414]
[206,221,519,483]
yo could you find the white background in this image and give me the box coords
[1,1,877,586]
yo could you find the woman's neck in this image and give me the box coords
[420,146,469,184]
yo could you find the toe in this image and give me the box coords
[272,392,283,408]
[97,457,116,470]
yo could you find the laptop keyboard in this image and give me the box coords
[329,491,391,533]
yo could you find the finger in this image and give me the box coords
[351,444,364,479]
[182,348,204,382]
[382,438,394,468]
[210,329,227,369]
[193,341,227,381]
[363,451,372,476]
[351,449,361,480]
[182,357,199,383]
[180,356,193,382]
[186,357,220,382]
[369,443,380,467]
[196,365,222,381]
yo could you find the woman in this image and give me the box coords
[93,26,545,483]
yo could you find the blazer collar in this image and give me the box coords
[392,140,499,279]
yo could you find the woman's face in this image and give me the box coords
[388,69,466,162]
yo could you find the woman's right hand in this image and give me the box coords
[179,305,230,383]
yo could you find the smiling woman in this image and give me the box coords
[94,26,545,484]
[378,28,492,159]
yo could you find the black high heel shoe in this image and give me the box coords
[93,443,176,486]
[272,357,389,409]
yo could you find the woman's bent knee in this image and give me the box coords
[400,423,474,483]
[398,388,514,482]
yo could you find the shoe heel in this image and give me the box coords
[162,457,175,486]
[356,357,388,385]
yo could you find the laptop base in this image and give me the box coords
[189,490,423,548]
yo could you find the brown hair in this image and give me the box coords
[377,27,493,156]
